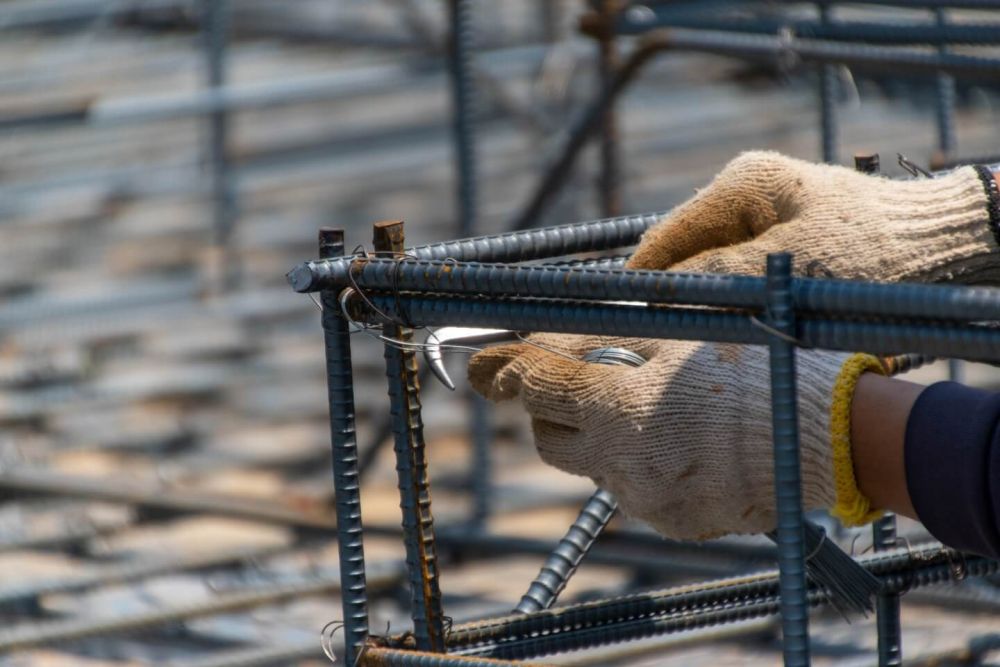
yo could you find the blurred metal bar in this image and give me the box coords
[319,228,371,665]
[375,221,446,652]
[595,0,622,217]
[446,0,493,525]
[361,648,552,666]
[203,0,237,288]
[0,563,403,653]
[818,4,838,164]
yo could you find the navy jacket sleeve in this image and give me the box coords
[905,381,1000,558]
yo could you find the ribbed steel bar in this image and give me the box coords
[350,292,1000,362]
[818,4,838,164]
[514,488,619,614]
[375,222,446,652]
[361,648,551,667]
[287,212,661,291]
[443,545,997,657]
[291,255,1000,325]
[873,518,903,666]
[596,0,622,217]
[765,253,810,667]
[319,228,370,665]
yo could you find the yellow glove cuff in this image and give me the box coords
[829,353,886,526]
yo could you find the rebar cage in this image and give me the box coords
[290,214,1000,667]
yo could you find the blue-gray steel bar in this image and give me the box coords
[203,0,237,287]
[657,27,1000,80]
[596,0,622,217]
[818,5,837,165]
[873,517,902,666]
[514,488,619,614]
[354,291,1000,361]
[766,254,810,667]
[446,0,492,526]
[361,648,551,666]
[290,255,1000,324]
[445,544,997,657]
[318,229,370,665]
[375,222,446,652]
[615,12,1000,46]
[382,210,660,266]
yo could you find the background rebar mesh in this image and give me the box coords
[1,1,1000,665]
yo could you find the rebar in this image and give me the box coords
[0,563,403,653]
[873,518,902,666]
[765,254,810,666]
[292,254,1000,327]
[614,12,1000,46]
[596,0,622,217]
[514,488,618,614]
[442,545,996,658]
[319,228,371,665]
[350,291,1000,362]
[361,648,552,667]
[818,4,838,164]
[202,0,237,289]
[375,221,446,652]
[445,0,493,525]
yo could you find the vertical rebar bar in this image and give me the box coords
[818,4,838,164]
[596,0,621,217]
[374,221,447,652]
[447,0,492,525]
[934,6,963,383]
[203,0,237,289]
[319,228,370,664]
[873,517,903,666]
[766,252,811,667]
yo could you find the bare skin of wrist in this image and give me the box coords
[850,373,924,520]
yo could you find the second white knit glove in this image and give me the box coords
[468,333,883,541]
[629,151,1000,282]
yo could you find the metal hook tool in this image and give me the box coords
[423,327,646,389]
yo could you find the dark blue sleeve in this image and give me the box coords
[905,381,1000,558]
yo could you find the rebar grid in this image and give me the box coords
[301,207,1000,666]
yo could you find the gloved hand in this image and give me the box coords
[629,151,1000,281]
[468,333,883,541]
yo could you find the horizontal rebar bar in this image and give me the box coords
[656,27,1000,80]
[616,14,1000,46]
[288,256,1000,325]
[441,545,996,659]
[351,292,1000,362]
[0,562,403,653]
[361,648,552,666]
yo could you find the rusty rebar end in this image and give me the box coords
[372,220,405,252]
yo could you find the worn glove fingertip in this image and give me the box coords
[466,344,531,401]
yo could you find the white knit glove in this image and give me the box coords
[629,151,1000,282]
[468,334,883,541]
